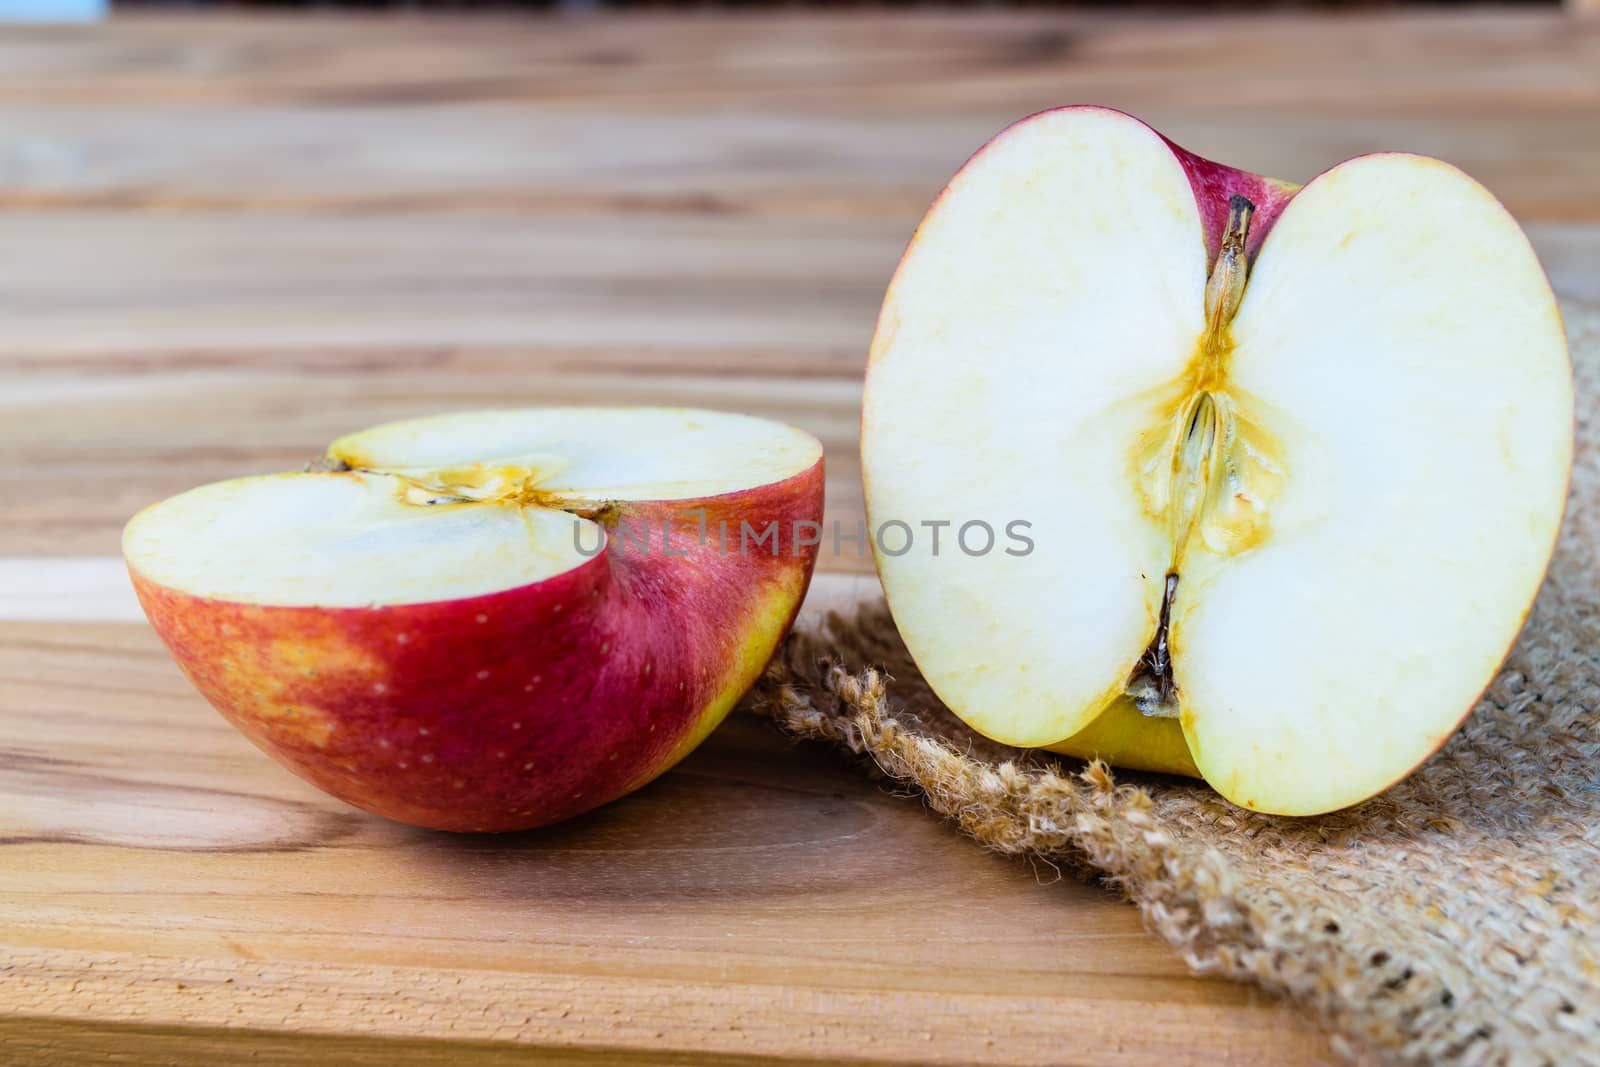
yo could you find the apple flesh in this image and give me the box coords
[125,408,824,831]
[862,106,1571,815]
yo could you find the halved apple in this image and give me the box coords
[125,407,824,831]
[862,106,1572,815]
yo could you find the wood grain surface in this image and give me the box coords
[4,9,1597,1064]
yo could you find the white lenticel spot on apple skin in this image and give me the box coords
[453,780,465,789]
[373,682,387,694]
[475,614,488,624]
[419,727,430,736]
[553,604,563,614]
[421,754,435,763]
[600,643,610,655]
[396,634,410,644]
[511,722,522,730]
[398,761,410,769]
[379,739,392,749]
[477,670,490,680]
[523,762,533,770]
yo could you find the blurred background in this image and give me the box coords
[3,2,1597,601]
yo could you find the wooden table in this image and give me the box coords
[4,11,1596,1064]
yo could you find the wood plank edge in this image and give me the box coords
[0,1016,911,1067]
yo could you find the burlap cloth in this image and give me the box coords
[746,302,1600,1066]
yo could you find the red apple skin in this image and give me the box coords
[129,460,824,832]
[1158,133,1299,261]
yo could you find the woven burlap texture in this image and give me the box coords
[748,302,1600,1066]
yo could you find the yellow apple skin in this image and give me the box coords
[128,462,824,832]
[1047,697,1200,778]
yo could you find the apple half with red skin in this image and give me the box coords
[862,106,1572,815]
[124,408,824,831]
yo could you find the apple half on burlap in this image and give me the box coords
[862,106,1572,815]
[125,408,824,831]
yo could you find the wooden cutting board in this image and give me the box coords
[3,573,1333,1066]
[4,11,1596,1063]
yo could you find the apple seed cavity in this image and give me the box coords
[1127,195,1287,718]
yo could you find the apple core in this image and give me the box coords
[1128,193,1288,717]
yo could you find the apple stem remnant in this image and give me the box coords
[1198,194,1255,384]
